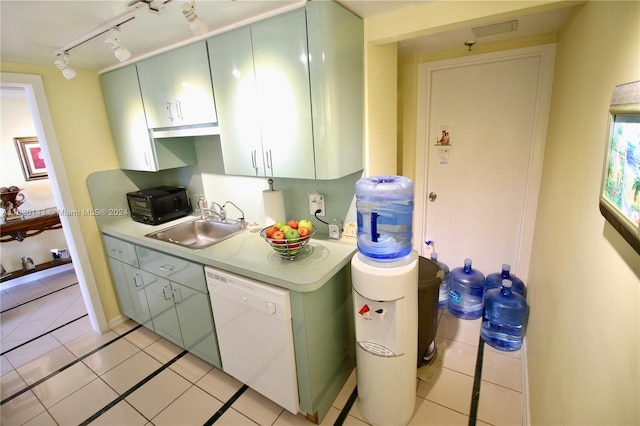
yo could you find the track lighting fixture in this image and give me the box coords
[182,1,209,36]
[54,53,77,80]
[104,28,132,62]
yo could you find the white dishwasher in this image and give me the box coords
[205,267,300,414]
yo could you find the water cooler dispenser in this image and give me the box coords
[351,176,418,426]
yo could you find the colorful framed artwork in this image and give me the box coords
[14,137,47,181]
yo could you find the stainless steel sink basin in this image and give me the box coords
[146,218,246,249]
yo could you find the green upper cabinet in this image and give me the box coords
[207,1,363,180]
[100,65,198,172]
[137,41,217,129]
[100,65,156,171]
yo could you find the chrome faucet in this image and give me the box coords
[210,202,226,221]
[223,201,245,228]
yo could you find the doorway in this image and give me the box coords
[413,45,556,280]
[0,73,107,333]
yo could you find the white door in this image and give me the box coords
[414,45,556,280]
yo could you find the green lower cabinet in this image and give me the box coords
[140,269,221,368]
[173,283,219,367]
[142,271,184,348]
[290,264,355,423]
[107,257,153,329]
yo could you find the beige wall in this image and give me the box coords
[367,0,639,424]
[527,2,639,424]
[0,63,123,322]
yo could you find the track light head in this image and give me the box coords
[182,2,209,36]
[54,53,77,80]
[105,30,132,62]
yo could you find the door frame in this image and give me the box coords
[413,44,556,281]
[1,72,108,333]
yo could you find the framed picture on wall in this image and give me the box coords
[14,137,47,181]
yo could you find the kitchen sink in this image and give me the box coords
[146,217,246,249]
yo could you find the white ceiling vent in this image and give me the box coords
[471,20,519,38]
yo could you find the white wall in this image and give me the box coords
[0,92,68,272]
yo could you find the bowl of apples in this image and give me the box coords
[260,219,315,260]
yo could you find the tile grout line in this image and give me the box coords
[79,349,188,425]
[0,281,80,314]
[468,335,485,426]
[0,313,89,356]
[0,323,143,406]
[202,383,249,425]
[334,386,358,426]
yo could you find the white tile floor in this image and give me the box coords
[1,269,525,425]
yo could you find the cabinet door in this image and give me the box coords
[208,27,265,176]
[100,65,157,171]
[173,284,221,368]
[106,257,152,328]
[251,10,315,179]
[138,41,216,129]
[142,271,184,348]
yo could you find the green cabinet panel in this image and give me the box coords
[137,41,217,129]
[290,264,355,423]
[207,27,263,176]
[106,257,153,329]
[103,234,139,267]
[173,283,219,366]
[100,65,155,171]
[142,271,184,348]
[207,1,363,180]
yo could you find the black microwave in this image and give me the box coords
[126,186,192,225]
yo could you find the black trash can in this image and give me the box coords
[417,256,443,367]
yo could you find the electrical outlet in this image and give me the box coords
[308,191,325,216]
[343,221,357,237]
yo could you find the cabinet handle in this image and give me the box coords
[175,100,183,120]
[251,150,258,173]
[166,102,174,121]
[159,264,175,272]
[171,288,181,304]
[266,149,273,173]
[111,248,122,254]
[133,273,143,288]
[162,285,171,300]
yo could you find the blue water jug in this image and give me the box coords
[430,252,450,309]
[355,176,413,262]
[481,279,529,351]
[485,264,526,297]
[448,258,485,319]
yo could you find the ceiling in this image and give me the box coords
[0,0,572,73]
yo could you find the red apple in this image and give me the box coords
[287,219,299,229]
[298,227,311,238]
[265,226,279,238]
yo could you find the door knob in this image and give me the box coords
[428,192,437,202]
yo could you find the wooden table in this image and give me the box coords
[0,212,62,243]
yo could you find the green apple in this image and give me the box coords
[280,225,292,233]
[285,228,300,240]
[298,219,313,230]
[274,221,286,229]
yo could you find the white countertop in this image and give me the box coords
[101,216,357,292]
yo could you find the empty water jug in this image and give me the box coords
[448,258,485,319]
[485,264,526,297]
[430,252,450,309]
[481,279,529,351]
[355,176,413,262]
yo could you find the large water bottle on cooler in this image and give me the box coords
[485,264,526,297]
[448,258,485,319]
[481,279,529,351]
[430,252,450,309]
[355,176,413,262]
